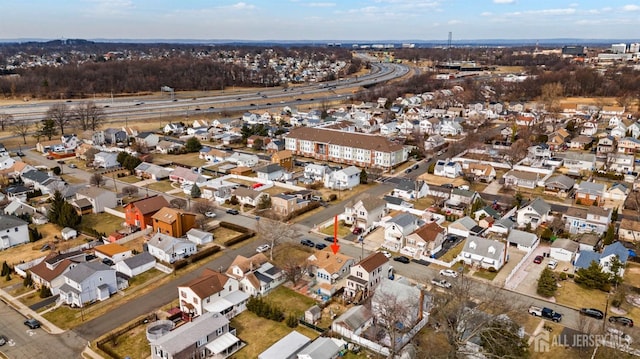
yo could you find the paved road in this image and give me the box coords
[0,300,85,359]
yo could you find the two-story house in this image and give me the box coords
[344,194,387,232]
[304,164,332,182]
[597,136,616,157]
[457,236,506,270]
[574,242,629,278]
[405,221,446,258]
[29,251,86,294]
[444,188,480,217]
[382,213,423,252]
[575,181,606,206]
[74,186,117,214]
[562,206,612,235]
[607,153,635,174]
[225,253,285,296]
[0,214,29,250]
[619,218,640,242]
[516,197,551,229]
[434,160,462,178]
[271,150,293,171]
[324,165,360,190]
[255,164,285,181]
[344,252,390,302]
[390,179,429,200]
[178,268,243,319]
[152,207,197,238]
[307,250,355,297]
[271,193,309,216]
[58,262,117,306]
[124,195,169,229]
[93,152,120,168]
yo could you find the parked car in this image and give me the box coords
[528,306,563,322]
[393,256,410,264]
[323,236,335,242]
[352,227,363,235]
[405,168,412,174]
[533,255,544,264]
[226,209,239,215]
[380,250,392,259]
[609,316,634,327]
[440,269,459,278]
[256,244,270,253]
[102,258,115,266]
[431,278,452,289]
[315,243,327,250]
[300,239,315,247]
[548,260,558,270]
[412,164,419,170]
[580,308,604,320]
[441,183,454,189]
[46,155,54,160]
[68,163,77,168]
[204,211,217,218]
[16,151,25,157]
[24,318,41,329]
[0,335,7,346]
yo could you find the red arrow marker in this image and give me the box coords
[331,215,340,254]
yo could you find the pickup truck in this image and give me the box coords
[431,278,452,289]
[528,305,563,322]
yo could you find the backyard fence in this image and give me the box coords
[96,313,157,359]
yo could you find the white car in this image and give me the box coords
[548,260,558,270]
[205,212,217,218]
[440,269,459,278]
[380,251,392,259]
[256,244,270,253]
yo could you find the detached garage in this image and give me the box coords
[115,252,156,277]
[507,229,539,252]
[550,238,579,263]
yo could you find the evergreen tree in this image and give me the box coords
[23,273,33,287]
[59,202,81,228]
[190,184,201,198]
[1,261,9,276]
[5,272,11,282]
[185,137,203,152]
[359,169,368,184]
[37,119,58,140]
[39,285,52,298]
[603,224,615,245]
[537,268,558,297]
[575,261,612,291]
[48,190,65,225]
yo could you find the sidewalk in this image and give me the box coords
[0,286,65,334]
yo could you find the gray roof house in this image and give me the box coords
[255,164,285,181]
[0,214,29,250]
[114,252,156,278]
[147,233,197,264]
[383,212,423,251]
[457,236,506,270]
[296,337,346,359]
[135,162,170,180]
[516,197,551,229]
[258,331,311,359]
[507,229,539,252]
[545,175,576,196]
[58,262,117,307]
[447,216,478,238]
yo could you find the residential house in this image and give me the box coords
[178,268,241,318]
[569,135,594,150]
[296,337,346,359]
[61,134,80,150]
[424,134,446,151]
[169,166,205,187]
[93,152,120,168]
[232,187,270,208]
[3,199,37,217]
[574,242,629,277]
[147,233,197,264]
[284,127,408,171]
[575,233,600,252]
[29,252,84,294]
[114,252,156,278]
[36,139,64,153]
[629,122,640,138]
[258,331,311,359]
[544,175,576,198]
[464,163,496,182]
[562,206,612,235]
[75,186,117,214]
[227,152,259,168]
[331,306,374,344]
[457,236,506,270]
[271,193,309,216]
[163,122,185,135]
[324,165,360,190]
[152,207,197,238]
[265,139,285,153]
[419,118,440,135]
[439,119,463,136]
[156,139,185,154]
[617,137,640,154]
[344,194,387,231]
[149,311,242,359]
[271,150,293,171]
[619,218,640,242]
[473,205,501,223]
[124,195,170,229]
[580,121,598,136]
[516,197,551,229]
[405,221,446,258]
[607,153,635,174]
[306,250,355,296]
[434,160,462,178]
[303,164,332,182]
[186,228,213,245]
[560,152,597,175]
[506,229,539,252]
[382,213,423,252]
[447,216,479,238]
[611,122,628,138]
[94,243,133,263]
[255,164,285,181]
[0,215,29,250]
[344,252,390,301]
[200,148,231,163]
[135,131,160,148]
[504,170,539,189]
[0,155,16,170]
[575,181,606,206]
[390,179,429,200]
[527,144,552,159]
[606,182,630,201]
[135,162,170,180]
[58,262,117,306]
[104,128,127,144]
[225,253,285,296]
[380,121,398,135]
[597,136,616,157]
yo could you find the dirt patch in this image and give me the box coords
[624,262,640,288]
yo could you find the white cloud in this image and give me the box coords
[569,2,579,7]
[308,2,336,7]
[493,0,515,4]
[448,19,461,25]
[480,11,492,16]
[229,2,255,10]
[507,8,576,16]
[622,4,640,11]
[84,0,134,16]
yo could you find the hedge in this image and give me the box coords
[172,245,222,270]
[224,232,255,246]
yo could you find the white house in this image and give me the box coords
[255,164,285,181]
[0,215,29,250]
[186,228,213,245]
[114,252,156,278]
[227,152,259,168]
[516,197,551,229]
[344,194,387,231]
[457,236,506,270]
[324,165,360,190]
[75,186,118,214]
[506,229,539,252]
[147,233,197,264]
[382,212,423,252]
[94,243,133,263]
[562,206,611,235]
[343,252,390,301]
[434,160,462,178]
[61,227,78,240]
[225,253,285,296]
[550,238,579,263]
[178,268,242,318]
[391,179,429,200]
[304,164,332,182]
[58,262,117,306]
[93,152,120,169]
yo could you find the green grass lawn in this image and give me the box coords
[440,241,465,263]
[80,213,124,235]
[266,286,316,315]
[145,180,175,192]
[43,305,83,329]
[473,269,499,281]
[127,269,164,287]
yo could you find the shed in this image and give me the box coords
[186,228,213,245]
[61,227,78,240]
[305,305,322,324]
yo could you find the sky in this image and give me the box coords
[1,0,639,41]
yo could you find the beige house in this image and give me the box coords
[619,219,640,242]
[405,222,446,258]
[307,250,355,297]
[344,252,390,302]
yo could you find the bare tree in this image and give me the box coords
[370,289,415,357]
[84,147,100,163]
[170,198,187,210]
[46,103,72,134]
[0,113,12,131]
[256,218,299,260]
[73,101,105,131]
[89,173,105,187]
[122,186,139,197]
[192,201,216,215]
[12,121,31,144]
[282,256,308,286]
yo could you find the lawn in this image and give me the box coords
[320,222,351,238]
[80,212,125,235]
[272,243,315,269]
[473,268,499,281]
[212,226,243,247]
[412,196,435,211]
[99,322,150,359]
[17,290,46,308]
[554,281,608,311]
[153,153,206,167]
[127,269,165,287]
[118,175,141,184]
[266,286,316,315]
[144,180,175,192]
[60,174,85,184]
[440,241,465,263]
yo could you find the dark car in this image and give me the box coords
[393,256,410,264]
[249,103,256,106]
[300,239,315,247]
[24,318,41,329]
[412,164,419,170]
[441,183,454,189]
[352,227,363,235]
[405,169,412,174]
[0,334,7,346]
[609,316,634,327]
[226,209,239,215]
[315,243,327,250]
[580,308,604,320]
[16,151,25,157]
[324,236,335,242]
[102,258,115,266]
[533,255,544,264]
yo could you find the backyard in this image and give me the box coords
[439,241,465,263]
[154,152,206,167]
[144,180,176,193]
[80,212,125,235]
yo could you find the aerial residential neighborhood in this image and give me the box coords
[3,6,640,358]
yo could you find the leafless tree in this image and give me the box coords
[0,113,12,131]
[12,121,30,144]
[192,201,216,215]
[84,148,100,163]
[122,186,138,197]
[283,256,308,286]
[73,101,105,131]
[89,173,105,187]
[170,198,187,210]
[45,103,72,134]
[256,217,299,260]
[369,289,415,357]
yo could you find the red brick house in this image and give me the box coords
[124,195,169,229]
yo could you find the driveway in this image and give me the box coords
[510,244,552,296]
